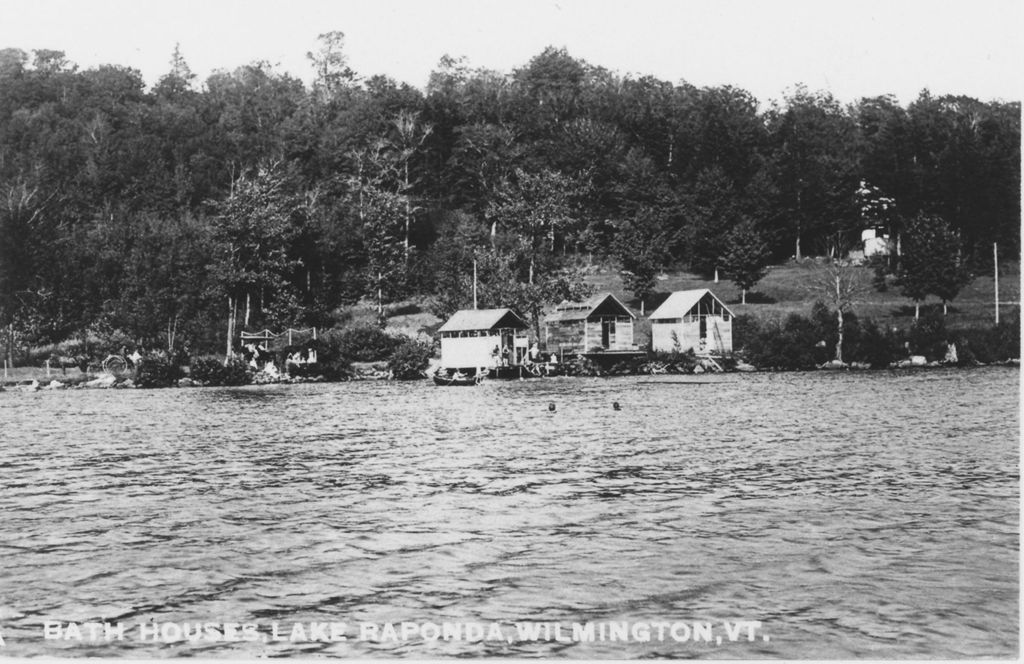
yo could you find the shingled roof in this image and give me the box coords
[438,308,529,333]
[546,292,635,323]
[648,289,734,319]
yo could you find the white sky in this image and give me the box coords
[0,0,1020,106]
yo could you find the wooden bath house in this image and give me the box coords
[437,308,530,371]
[648,289,733,355]
[544,292,639,358]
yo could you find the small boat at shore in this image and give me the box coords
[432,370,484,386]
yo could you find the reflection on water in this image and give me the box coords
[0,367,1018,658]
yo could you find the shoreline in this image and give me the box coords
[2,359,1019,392]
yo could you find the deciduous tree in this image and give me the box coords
[208,164,307,358]
[808,260,868,364]
[898,213,972,316]
[719,218,771,304]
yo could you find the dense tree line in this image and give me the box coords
[0,38,1018,358]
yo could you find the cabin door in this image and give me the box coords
[699,316,707,350]
[601,319,615,348]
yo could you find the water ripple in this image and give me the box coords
[0,367,1017,657]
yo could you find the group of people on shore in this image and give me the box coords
[526,342,559,376]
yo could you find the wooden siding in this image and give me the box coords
[651,320,700,352]
[545,319,586,354]
[546,316,635,353]
[651,315,731,353]
[708,316,733,353]
[440,330,530,368]
[440,333,501,369]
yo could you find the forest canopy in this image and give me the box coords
[0,40,1018,357]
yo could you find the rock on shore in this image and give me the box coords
[83,374,118,389]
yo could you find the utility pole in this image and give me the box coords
[473,260,478,310]
[994,242,999,324]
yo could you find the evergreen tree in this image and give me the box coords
[719,219,771,304]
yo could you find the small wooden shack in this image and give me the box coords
[437,308,530,370]
[648,289,733,354]
[544,292,638,356]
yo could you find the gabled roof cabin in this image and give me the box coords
[648,289,734,355]
[544,292,638,355]
[438,308,530,369]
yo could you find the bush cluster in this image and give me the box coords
[134,356,184,388]
[734,305,1020,370]
[335,325,402,362]
[735,310,831,371]
[952,314,1020,365]
[189,357,251,386]
[387,339,435,380]
[907,311,949,359]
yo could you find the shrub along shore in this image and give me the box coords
[2,307,1018,391]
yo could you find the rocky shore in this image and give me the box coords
[3,357,1018,394]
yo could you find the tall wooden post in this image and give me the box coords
[994,242,1000,325]
[377,271,383,323]
[473,260,478,309]
[225,296,234,364]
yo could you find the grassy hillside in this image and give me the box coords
[385,260,1019,345]
[591,260,1017,327]
[582,260,1019,349]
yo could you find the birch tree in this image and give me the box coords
[808,260,867,364]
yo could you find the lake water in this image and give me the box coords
[0,367,1018,658]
